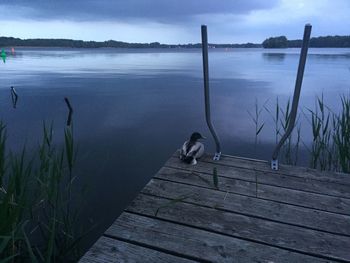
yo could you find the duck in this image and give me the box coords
[180,132,205,165]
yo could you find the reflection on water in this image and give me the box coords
[0,47,349,250]
[262,52,286,61]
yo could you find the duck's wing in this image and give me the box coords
[195,142,205,159]
[180,141,189,160]
[187,142,204,159]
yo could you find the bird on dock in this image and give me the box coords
[180,132,205,165]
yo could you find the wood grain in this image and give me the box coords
[79,236,195,263]
[156,166,350,215]
[81,152,350,262]
[142,178,350,236]
[106,213,333,263]
[125,194,350,262]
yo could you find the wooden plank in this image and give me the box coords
[166,156,350,199]
[165,156,256,182]
[157,166,350,215]
[156,166,257,196]
[257,171,350,199]
[258,184,350,215]
[125,194,350,262]
[171,151,350,185]
[142,179,350,236]
[79,236,194,263]
[106,212,333,263]
[199,153,350,185]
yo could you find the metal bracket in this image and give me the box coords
[213,152,221,161]
[271,159,278,170]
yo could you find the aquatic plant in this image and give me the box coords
[333,95,350,173]
[264,98,301,165]
[247,98,267,147]
[0,121,90,262]
[278,99,294,164]
[212,167,218,188]
[304,95,333,170]
[264,97,280,145]
[251,94,350,173]
[301,94,350,172]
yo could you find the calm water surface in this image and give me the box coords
[1,47,349,249]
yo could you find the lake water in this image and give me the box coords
[1,47,349,250]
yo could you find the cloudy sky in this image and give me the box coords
[0,0,349,44]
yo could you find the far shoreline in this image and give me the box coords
[1,35,350,49]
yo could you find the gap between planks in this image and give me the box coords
[165,155,350,200]
[141,178,350,237]
[123,193,350,262]
[156,166,350,216]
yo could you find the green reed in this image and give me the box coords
[263,98,301,165]
[212,167,218,189]
[251,94,350,174]
[247,98,267,147]
[305,95,334,170]
[0,121,89,262]
[333,95,350,173]
[279,99,292,164]
[303,94,350,172]
[0,121,32,262]
[264,97,280,145]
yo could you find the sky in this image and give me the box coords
[0,0,349,44]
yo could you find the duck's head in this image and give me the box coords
[190,132,206,142]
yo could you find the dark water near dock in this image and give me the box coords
[1,47,349,251]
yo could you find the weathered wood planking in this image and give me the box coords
[106,213,333,263]
[80,152,350,262]
[198,153,350,185]
[166,156,350,199]
[125,194,350,262]
[257,184,350,215]
[79,236,195,263]
[142,178,350,236]
[157,166,350,215]
[170,152,350,185]
[157,166,257,196]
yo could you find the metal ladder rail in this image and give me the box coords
[271,24,312,170]
[201,25,221,161]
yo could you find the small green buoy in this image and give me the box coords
[1,49,6,63]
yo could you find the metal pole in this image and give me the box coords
[271,24,312,170]
[201,25,221,160]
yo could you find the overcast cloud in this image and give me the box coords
[0,0,349,44]
[0,0,278,21]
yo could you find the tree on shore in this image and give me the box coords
[262,36,288,48]
[263,35,350,48]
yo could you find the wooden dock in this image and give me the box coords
[79,152,350,262]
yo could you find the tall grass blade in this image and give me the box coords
[154,195,190,217]
[0,122,6,188]
[213,167,219,188]
[22,223,39,263]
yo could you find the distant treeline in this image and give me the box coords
[1,35,349,49]
[263,35,350,48]
[0,36,260,49]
